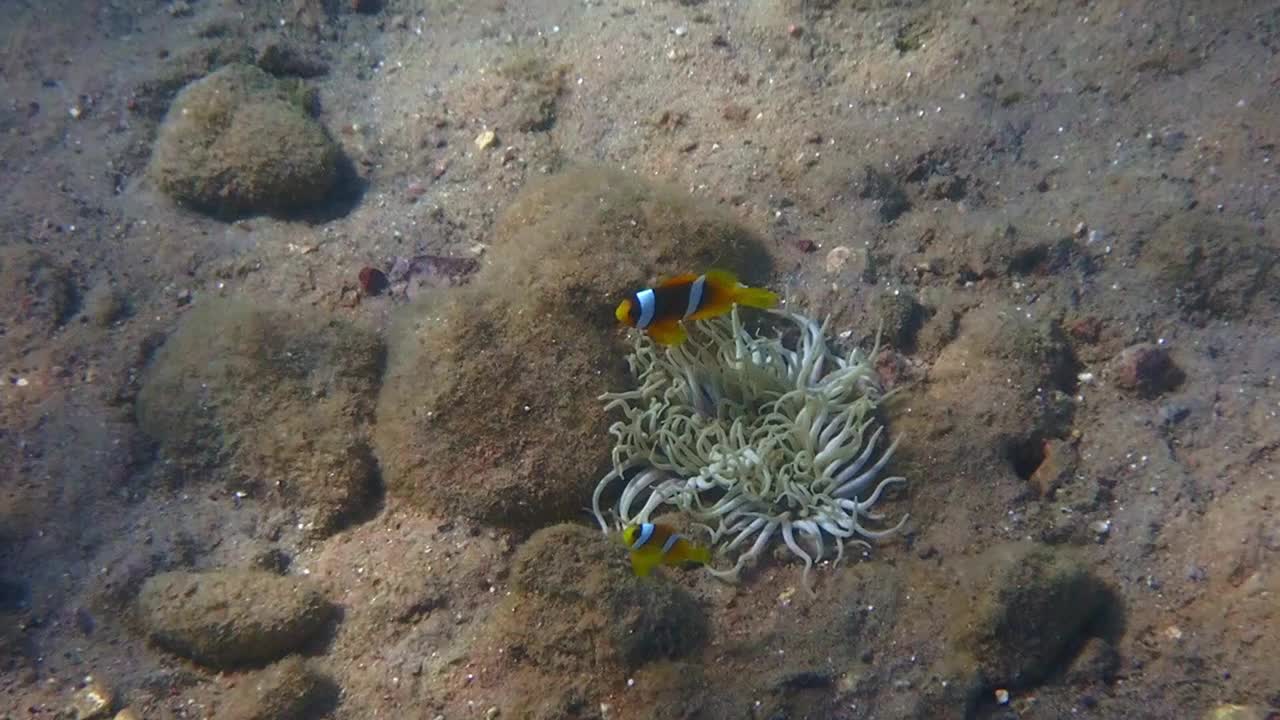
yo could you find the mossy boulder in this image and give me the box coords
[500,524,707,669]
[222,656,334,719]
[148,64,338,216]
[137,569,333,668]
[950,542,1117,688]
[136,300,384,535]
[374,165,771,527]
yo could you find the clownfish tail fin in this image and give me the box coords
[704,268,779,310]
[732,286,779,310]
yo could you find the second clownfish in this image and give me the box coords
[615,268,778,346]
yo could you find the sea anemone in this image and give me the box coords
[592,306,908,592]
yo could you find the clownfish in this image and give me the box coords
[621,522,713,577]
[615,269,779,346]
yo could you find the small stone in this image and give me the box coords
[1205,705,1267,720]
[673,25,688,37]
[994,688,1010,705]
[793,238,817,253]
[1089,519,1111,538]
[1028,438,1078,499]
[358,267,389,296]
[788,23,803,37]
[1111,343,1184,397]
[825,246,851,274]
[474,130,497,150]
[112,711,141,720]
[485,707,501,720]
[70,678,114,720]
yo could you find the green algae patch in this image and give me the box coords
[148,63,338,216]
[136,300,384,536]
[374,165,772,528]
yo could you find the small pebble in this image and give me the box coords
[358,267,389,296]
[824,246,851,274]
[994,688,1010,705]
[673,25,688,37]
[474,130,497,150]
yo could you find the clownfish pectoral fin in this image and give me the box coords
[646,319,688,346]
[688,544,712,567]
[630,552,658,577]
[656,272,700,288]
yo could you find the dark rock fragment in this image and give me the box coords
[1111,343,1183,397]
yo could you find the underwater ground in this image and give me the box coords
[1,1,1278,719]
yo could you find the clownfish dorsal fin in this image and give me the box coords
[656,272,699,288]
[702,268,741,290]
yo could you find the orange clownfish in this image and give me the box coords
[621,522,712,577]
[614,269,779,346]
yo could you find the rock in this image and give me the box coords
[222,656,333,720]
[136,301,383,536]
[0,245,78,348]
[1028,438,1078,499]
[474,129,497,150]
[256,40,329,78]
[454,50,567,135]
[825,245,852,274]
[1139,213,1277,319]
[500,524,707,668]
[68,678,114,719]
[374,166,771,527]
[1111,343,1183,397]
[137,569,333,668]
[82,283,129,327]
[953,543,1117,687]
[148,64,338,216]
[112,710,141,720]
[1205,705,1268,720]
[871,290,924,349]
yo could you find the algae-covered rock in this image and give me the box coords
[0,245,77,347]
[148,64,338,216]
[137,569,332,668]
[374,165,771,527]
[222,656,334,720]
[136,300,383,535]
[501,524,707,669]
[952,542,1116,687]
